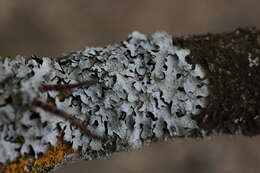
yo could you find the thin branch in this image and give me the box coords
[39,80,98,92]
[0,28,259,173]
[33,99,101,140]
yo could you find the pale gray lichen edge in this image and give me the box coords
[0,31,209,164]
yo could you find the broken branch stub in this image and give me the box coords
[0,28,259,173]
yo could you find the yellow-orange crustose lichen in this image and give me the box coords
[3,158,29,173]
[4,136,74,173]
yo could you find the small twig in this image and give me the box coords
[33,99,101,140]
[39,80,98,92]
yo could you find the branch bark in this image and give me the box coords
[0,28,259,173]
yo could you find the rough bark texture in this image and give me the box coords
[0,28,259,173]
[173,28,260,136]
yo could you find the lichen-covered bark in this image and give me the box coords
[0,28,259,173]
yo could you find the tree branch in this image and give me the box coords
[0,28,259,173]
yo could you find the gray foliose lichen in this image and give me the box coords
[0,31,209,163]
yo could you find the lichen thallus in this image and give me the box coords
[32,79,101,140]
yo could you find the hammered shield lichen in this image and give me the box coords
[0,31,209,163]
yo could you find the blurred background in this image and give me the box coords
[0,0,259,57]
[55,137,260,173]
[0,0,259,172]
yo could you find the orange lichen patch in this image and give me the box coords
[31,136,74,173]
[4,136,75,173]
[4,158,29,173]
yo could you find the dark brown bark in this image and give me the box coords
[173,28,260,136]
